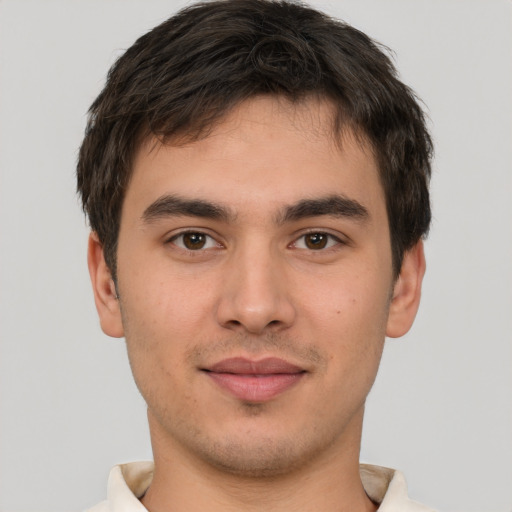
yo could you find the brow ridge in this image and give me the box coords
[141,193,368,226]
[277,195,369,224]
[142,194,235,223]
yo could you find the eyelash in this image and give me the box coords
[167,230,344,252]
[290,232,343,251]
[168,231,221,251]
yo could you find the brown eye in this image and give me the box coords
[182,233,207,250]
[171,232,218,251]
[292,232,341,251]
[304,233,328,249]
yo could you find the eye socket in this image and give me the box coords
[293,232,341,250]
[169,232,219,251]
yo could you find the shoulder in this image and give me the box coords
[360,464,436,512]
[84,462,154,512]
[85,500,109,512]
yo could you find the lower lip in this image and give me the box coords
[206,372,304,402]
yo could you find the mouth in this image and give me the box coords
[202,357,306,402]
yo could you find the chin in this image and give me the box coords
[185,417,344,479]
[198,437,308,478]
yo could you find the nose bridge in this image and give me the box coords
[216,236,295,333]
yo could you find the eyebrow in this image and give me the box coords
[141,193,369,225]
[142,194,235,223]
[276,195,369,224]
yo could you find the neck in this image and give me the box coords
[141,408,377,512]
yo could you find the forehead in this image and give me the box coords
[124,96,385,222]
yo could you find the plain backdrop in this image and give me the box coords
[1,1,511,511]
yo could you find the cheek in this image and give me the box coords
[118,265,222,380]
[297,268,390,367]
[121,262,215,329]
[301,266,391,324]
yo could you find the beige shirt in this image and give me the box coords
[86,461,435,512]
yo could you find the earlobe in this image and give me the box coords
[87,232,124,338]
[386,241,426,338]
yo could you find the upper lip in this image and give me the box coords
[205,357,305,375]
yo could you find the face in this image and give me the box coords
[89,96,424,477]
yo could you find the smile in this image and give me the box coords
[202,357,306,402]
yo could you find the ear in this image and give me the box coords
[386,241,426,338]
[87,232,124,338]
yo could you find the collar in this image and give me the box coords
[87,461,434,511]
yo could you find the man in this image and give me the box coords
[78,0,433,510]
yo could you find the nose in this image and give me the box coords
[215,245,296,334]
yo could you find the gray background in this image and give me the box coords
[1,0,511,510]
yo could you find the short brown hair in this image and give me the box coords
[77,0,432,279]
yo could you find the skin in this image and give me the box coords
[88,96,425,512]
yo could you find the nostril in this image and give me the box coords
[216,289,296,333]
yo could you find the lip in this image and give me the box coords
[203,357,306,402]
